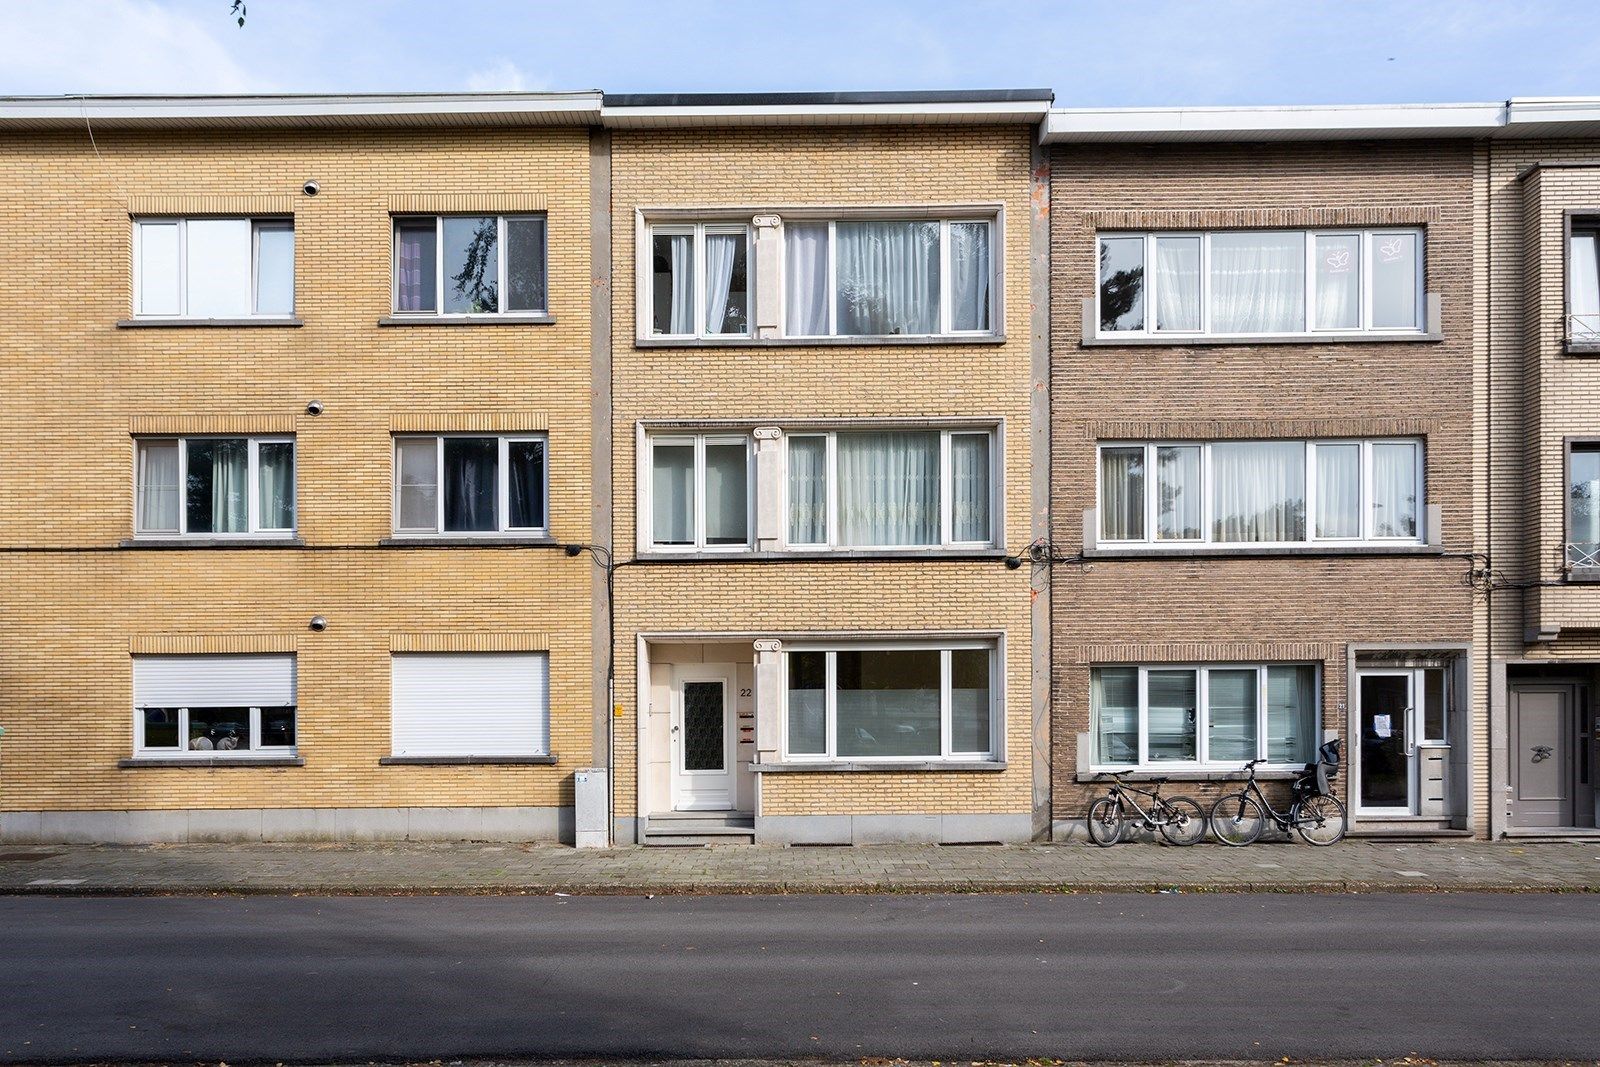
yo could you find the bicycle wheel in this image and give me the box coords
[1157,795,1207,846]
[1086,796,1125,847]
[1209,793,1266,846]
[1292,793,1348,846]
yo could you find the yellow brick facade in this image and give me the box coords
[0,125,596,834]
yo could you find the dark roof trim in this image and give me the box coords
[603,89,1053,107]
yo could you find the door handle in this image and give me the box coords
[1532,745,1553,763]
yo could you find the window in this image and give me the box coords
[1098,438,1423,546]
[1096,228,1424,337]
[785,428,994,548]
[1570,444,1600,567]
[393,435,547,536]
[651,223,751,337]
[646,434,752,550]
[134,218,294,318]
[392,215,547,316]
[644,215,995,340]
[1091,663,1318,769]
[133,654,297,757]
[390,652,550,757]
[135,437,295,537]
[1571,222,1600,343]
[783,642,997,761]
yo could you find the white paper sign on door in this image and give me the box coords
[1374,714,1392,739]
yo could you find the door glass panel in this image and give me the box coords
[1423,668,1446,742]
[1359,675,1411,808]
[682,681,725,772]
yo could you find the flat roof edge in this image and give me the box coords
[1041,102,1510,142]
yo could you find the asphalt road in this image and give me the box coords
[3,892,1597,1063]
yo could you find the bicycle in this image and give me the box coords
[1209,750,1347,846]
[1086,774,1207,847]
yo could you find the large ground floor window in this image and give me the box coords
[133,654,297,757]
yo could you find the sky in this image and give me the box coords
[3,0,1598,106]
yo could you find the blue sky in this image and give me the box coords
[3,0,1598,105]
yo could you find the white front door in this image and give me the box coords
[672,666,736,811]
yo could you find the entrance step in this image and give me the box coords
[643,811,756,847]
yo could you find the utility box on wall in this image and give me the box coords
[574,767,609,849]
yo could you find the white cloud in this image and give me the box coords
[464,58,542,93]
[0,0,269,95]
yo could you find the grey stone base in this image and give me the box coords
[0,806,572,845]
[756,812,1031,845]
[612,816,640,845]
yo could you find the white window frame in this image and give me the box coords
[1089,663,1322,772]
[780,427,998,550]
[1096,437,1425,548]
[647,221,754,339]
[133,703,297,758]
[133,435,296,538]
[132,217,295,319]
[1093,227,1426,339]
[642,433,754,552]
[389,214,549,317]
[391,434,550,537]
[780,639,1000,763]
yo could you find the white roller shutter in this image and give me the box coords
[133,654,297,707]
[390,652,550,757]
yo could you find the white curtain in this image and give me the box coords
[949,222,990,331]
[703,442,749,545]
[257,442,295,530]
[1370,232,1419,329]
[1209,231,1305,333]
[654,234,694,334]
[1207,668,1257,761]
[189,437,248,534]
[785,222,829,335]
[951,433,991,543]
[1099,447,1145,540]
[835,221,939,335]
[1315,443,1361,538]
[1154,236,1200,331]
[837,431,938,546]
[1314,234,1360,330]
[1155,445,1200,539]
[396,438,439,531]
[1572,233,1600,340]
[651,443,694,545]
[1266,665,1317,763]
[1372,442,1418,537]
[1092,667,1138,764]
[1211,441,1305,542]
[137,442,180,532]
[787,436,827,544]
[704,232,740,334]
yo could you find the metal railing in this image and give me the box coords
[1567,541,1600,569]
[1569,313,1600,345]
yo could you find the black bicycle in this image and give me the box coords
[1087,774,1207,847]
[1210,746,1347,847]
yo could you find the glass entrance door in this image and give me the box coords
[1358,671,1414,814]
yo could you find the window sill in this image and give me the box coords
[378,536,561,548]
[116,317,303,329]
[636,548,1009,563]
[1081,331,1441,347]
[1077,769,1302,783]
[379,755,558,766]
[752,760,1006,773]
[635,333,1006,349]
[119,756,304,769]
[1084,544,1443,560]
[377,314,555,327]
[121,537,305,549]
[1564,340,1600,355]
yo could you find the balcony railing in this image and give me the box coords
[1570,314,1600,346]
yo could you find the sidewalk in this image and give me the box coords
[3,838,1600,894]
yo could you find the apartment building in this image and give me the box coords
[0,93,607,842]
[603,91,1052,845]
[1044,107,1483,837]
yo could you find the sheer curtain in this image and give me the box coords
[652,234,694,334]
[256,442,295,530]
[1314,234,1360,330]
[137,442,180,532]
[704,232,743,334]
[1099,446,1145,540]
[1209,231,1305,333]
[1211,441,1305,542]
[1372,442,1418,537]
[1154,236,1200,331]
[787,436,827,544]
[507,439,545,530]
[949,222,990,331]
[394,221,436,312]
[443,437,497,532]
[1147,670,1198,761]
[703,442,749,545]
[396,439,439,531]
[950,433,991,543]
[1092,667,1138,764]
[651,443,694,545]
[1155,445,1200,540]
[1207,668,1257,761]
[837,431,938,546]
[835,221,939,335]
[186,438,247,534]
[785,222,829,335]
[1572,233,1600,340]
[1315,443,1361,538]
[1266,665,1317,763]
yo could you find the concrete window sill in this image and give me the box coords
[635,334,1006,349]
[1564,341,1600,356]
[116,317,304,329]
[1566,567,1600,583]
[377,315,555,327]
[1083,544,1444,560]
[634,548,1010,564]
[378,755,558,766]
[377,536,561,548]
[1081,331,1441,347]
[119,757,305,769]
[120,537,305,549]
[752,760,1007,773]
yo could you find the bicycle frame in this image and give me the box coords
[1101,777,1177,826]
